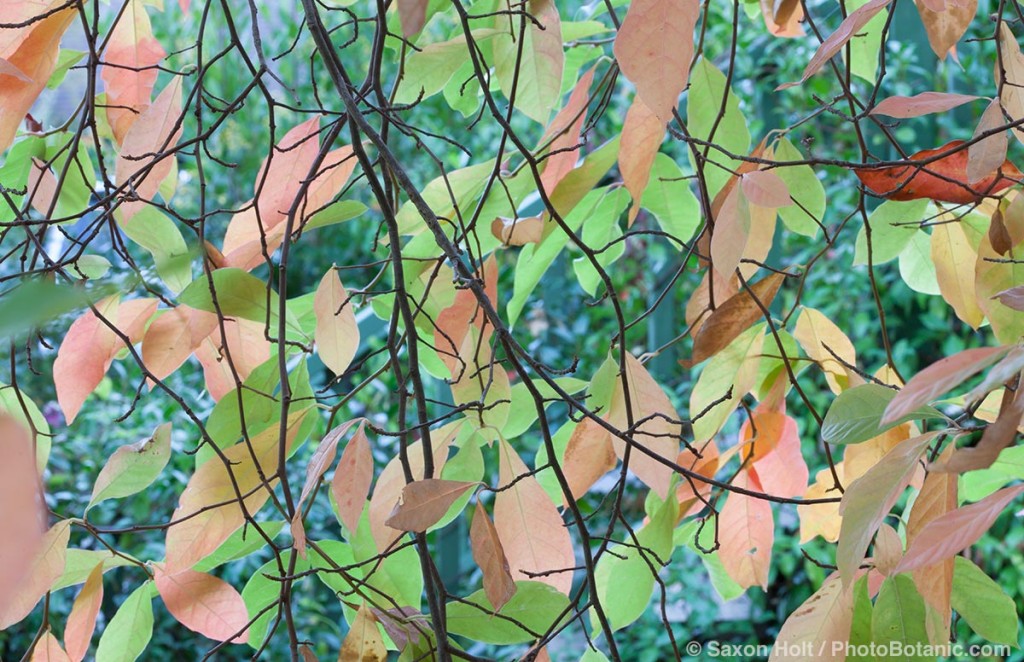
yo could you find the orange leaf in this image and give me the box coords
[769,577,853,662]
[750,410,808,499]
[155,565,249,643]
[0,415,46,615]
[30,632,70,662]
[101,0,166,143]
[606,353,681,499]
[718,469,773,590]
[561,417,617,502]
[619,94,665,225]
[854,141,1022,203]
[384,479,477,532]
[64,562,103,662]
[291,419,364,557]
[495,437,575,595]
[914,0,976,60]
[741,169,792,208]
[194,318,272,401]
[760,0,804,37]
[0,1,76,153]
[332,422,375,536]
[491,216,544,247]
[141,306,218,381]
[613,0,699,124]
[470,501,517,612]
[675,440,718,519]
[895,484,1024,574]
[0,519,71,629]
[539,67,594,196]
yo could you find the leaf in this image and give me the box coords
[492,0,563,124]
[822,383,943,445]
[339,603,387,661]
[101,0,166,143]
[94,581,154,662]
[445,581,569,645]
[606,352,681,498]
[770,138,826,237]
[396,0,428,37]
[750,410,808,499]
[0,3,76,153]
[895,484,1024,574]
[870,92,980,118]
[760,0,804,37]
[333,422,375,535]
[932,217,985,328]
[0,415,46,610]
[155,565,249,643]
[619,95,665,225]
[915,0,976,60]
[855,141,1022,203]
[768,577,853,662]
[115,78,184,223]
[778,0,892,89]
[836,433,936,585]
[872,575,930,659]
[950,556,1019,647]
[719,470,774,590]
[538,67,594,196]
[687,59,750,199]
[993,285,1024,311]
[314,268,360,375]
[872,523,903,576]
[690,272,785,365]
[291,419,363,556]
[613,0,699,124]
[385,479,477,532]
[491,216,544,246]
[141,306,218,380]
[64,562,104,662]
[470,501,517,612]
[741,169,792,208]
[0,519,71,629]
[793,307,861,394]
[561,416,617,501]
[999,24,1024,146]
[495,437,576,595]
[690,324,766,443]
[882,346,1008,425]
[87,423,172,510]
[31,632,71,662]
[164,410,310,573]
[977,230,1024,344]
[594,484,678,630]
[853,199,928,266]
[53,297,119,424]
[934,388,1024,474]
[968,99,1009,184]
[641,153,701,243]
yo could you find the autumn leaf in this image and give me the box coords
[30,632,71,662]
[619,93,666,226]
[561,417,617,502]
[339,603,387,661]
[314,268,360,375]
[470,501,517,612]
[854,141,1022,203]
[719,469,773,590]
[690,272,785,365]
[870,92,980,119]
[385,479,478,532]
[0,519,72,629]
[614,0,699,124]
[769,577,853,662]
[155,565,249,643]
[102,0,166,143]
[64,562,104,662]
[333,421,375,536]
[0,415,47,617]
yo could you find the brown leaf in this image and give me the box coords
[854,141,1023,204]
[760,0,804,37]
[384,479,476,532]
[561,417,617,501]
[470,501,517,612]
[915,0,977,60]
[989,207,1013,255]
[690,272,785,365]
[333,422,375,535]
[931,386,1024,473]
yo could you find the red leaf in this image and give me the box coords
[332,422,374,536]
[854,141,1023,203]
[384,479,477,532]
[895,484,1024,574]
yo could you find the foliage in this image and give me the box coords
[1,0,1023,660]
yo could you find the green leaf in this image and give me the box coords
[593,488,678,630]
[87,423,172,511]
[95,581,154,662]
[352,509,424,609]
[193,521,285,573]
[47,49,85,89]
[0,279,112,342]
[773,138,826,237]
[0,383,51,470]
[848,575,873,662]
[394,30,500,106]
[243,552,311,650]
[303,200,367,229]
[690,323,766,443]
[640,153,701,244]
[898,230,941,295]
[821,383,945,445]
[503,377,587,439]
[871,575,931,661]
[686,58,750,199]
[309,539,359,596]
[0,137,45,223]
[854,199,929,266]
[572,188,629,295]
[846,0,887,82]
[960,445,1024,502]
[951,556,1019,646]
[122,207,191,294]
[53,549,137,592]
[446,581,570,644]
[180,268,276,325]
